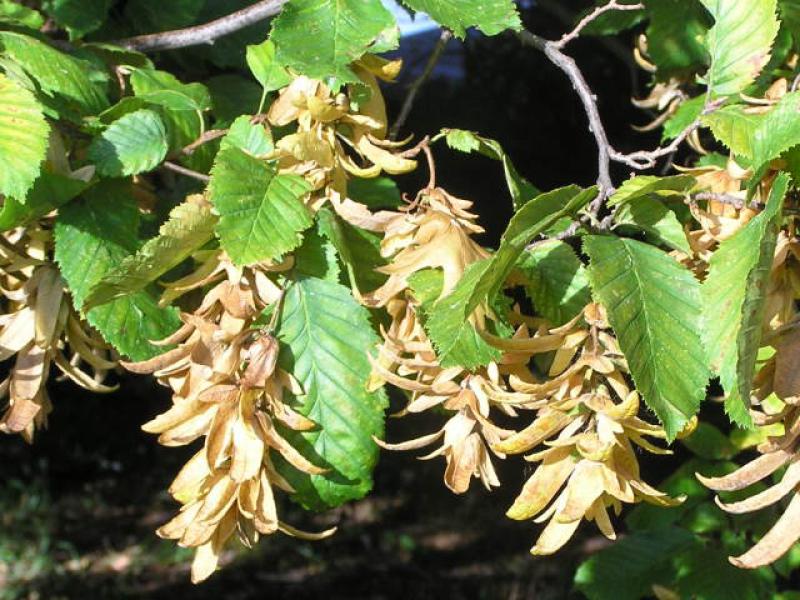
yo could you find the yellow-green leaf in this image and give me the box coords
[209,146,312,266]
[700,0,779,97]
[82,198,217,310]
[0,73,49,200]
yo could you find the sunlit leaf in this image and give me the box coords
[83,197,217,309]
[424,259,503,369]
[246,39,291,92]
[275,277,388,509]
[0,31,109,117]
[516,240,591,326]
[703,92,800,172]
[221,115,274,156]
[401,0,521,37]
[585,235,709,439]
[426,186,594,368]
[0,73,49,200]
[88,109,169,177]
[209,146,312,266]
[0,0,44,29]
[701,173,788,426]
[608,174,694,208]
[699,0,779,97]
[271,0,396,83]
[54,181,181,360]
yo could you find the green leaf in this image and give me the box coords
[701,173,788,426]
[159,102,210,169]
[608,174,694,208]
[0,1,44,29]
[585,236,709,439]
[516,240,591,326]
[127,68,212,169]
[702,109,764,159]
[347,176,402,209]
[401,0,521,37]
[246,39,292,92]
[444,129,481,153]
[424,259,503,369]
[0,73,49,200]
[614,196,691,253]
[674,544,776,600]
[54,181,180,360]
[88,109,169,177]
[0,172,88,231]
[42,0,112,39]
[220,115,274,156]
[626,458,734,531]
[130,68,212,112]
[292,224,341,282]
[271,0,396,83]
[425,186,595,368]
[209,146,312,266]
[82,198,217,310]
[644,0,711,77]
[316,207,388,292]
[681,422,737,460]
[408,269,445,307]
[274,277,388,509]
[95,96,147,127]
[663,96,705,141]
[82,43,155,71]
[780,0,800,49]
[703,92,800,171]
[699,0,780,97]
[481,185,596,303]
[0,31,109,117]
[443,128,539,210]
[574,527,696,600]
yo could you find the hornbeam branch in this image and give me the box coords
[554,0,644,49]
[518,30,615,201]
[692,192,763,211]
[518,28,705,231]
[114,0,288,52]
[611,119,701,169]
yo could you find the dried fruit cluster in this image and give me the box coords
[125,251,335,582]
[367,184,685,555]
[119,61,418,582]
[266,56,415,233]
[0,222,116,442]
